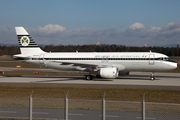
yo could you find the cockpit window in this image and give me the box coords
[158,57,176,63]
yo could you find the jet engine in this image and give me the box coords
[99,68,118,78]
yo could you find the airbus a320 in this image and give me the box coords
[13,27,177,80]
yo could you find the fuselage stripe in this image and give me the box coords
[31,57,173,62]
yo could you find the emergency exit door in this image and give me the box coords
[149,54,154,65]
[39,54,45,64]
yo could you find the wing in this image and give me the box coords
[44,58,125,71]
[47,60,110,71]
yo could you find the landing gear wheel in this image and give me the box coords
[150,72,155,81]
[150,76,155,81]
[85,75,93,80]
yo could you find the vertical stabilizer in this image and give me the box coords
[15,27,45,54]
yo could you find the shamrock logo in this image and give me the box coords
[20,36,30,46]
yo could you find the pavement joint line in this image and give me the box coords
[0,111,16,113]
[69,113,83,116]
[99,115,120,117]
[136,117,156,119]
[33,112,49,114]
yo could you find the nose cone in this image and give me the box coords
[169,62,178,70]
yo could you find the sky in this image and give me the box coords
[0,0,180,46]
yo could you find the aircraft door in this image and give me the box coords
[102,56,109,63]
[149,54,154,65]
[39,54,45,64]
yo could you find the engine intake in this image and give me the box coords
[100,68,118,78]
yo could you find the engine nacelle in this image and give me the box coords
[100,68,118,78]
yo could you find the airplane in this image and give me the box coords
[13,27,177,80]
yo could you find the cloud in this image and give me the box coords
[149,26,161,32]
[0,27,15,45]
[122,22,180,46]
[129,22,145,29]
[163,22,180,30]
[160,22,180,37]
[38,24,65,35]
[28,22,180,46]
[1,22,180,46]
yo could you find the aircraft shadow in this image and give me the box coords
[117,77,160,81]
[2,74,179,82]
[33,77,113,83]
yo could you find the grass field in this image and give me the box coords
[0,56,180,104]
[0,85,180,104]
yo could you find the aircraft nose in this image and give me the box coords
[166,62,178,70]
[176,63,178,69]
[172,62,178,69]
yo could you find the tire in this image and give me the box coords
[86,75,93,80]
[150,76,155,81]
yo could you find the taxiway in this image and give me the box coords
[0,72,180,89]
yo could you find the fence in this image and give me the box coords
[0,94,180,120]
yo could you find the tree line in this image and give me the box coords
[0,44,179,56]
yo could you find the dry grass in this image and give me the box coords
[0,86,179,104]
[0,62,39,68]
[3,71,85,76]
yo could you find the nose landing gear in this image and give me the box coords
[150,72,155,81]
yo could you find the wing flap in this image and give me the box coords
[57,61,97,68]
[51,61,102,71]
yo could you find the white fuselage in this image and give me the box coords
[14,27,178,80]
[21,52,177,72]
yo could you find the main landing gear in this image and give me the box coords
[150,72,155,81]
[85,74,103,80]
[85,75,93,80]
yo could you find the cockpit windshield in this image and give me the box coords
[157,57,176,63]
